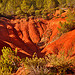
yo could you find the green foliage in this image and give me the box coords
[0,47,21,74]
[66,9,75,22]
[27,4,35,16]
[22,52,49,75]
[21,0,31,13]
[0,47,75,75]
[41,10,48,19]
[36,0,44,9]
[0,0,59,19]
[45,50,75,75]
[35,10,41,18]
[57,0,66,5]
[21,50,75,75]
[15,7,22,15]
[24,14,29,21]
[60,9,65,16]
[0,0,75,19]
[57,9,75,36]
[37,19,42,23]
[44,0,59,10]
[57,21,75,36]
[55,16,59,19]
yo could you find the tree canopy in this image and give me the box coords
[0,0,74,18]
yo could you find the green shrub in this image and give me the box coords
[57,9,75,36]
[0,47,21,74]
[42,14,48,19]
[22,53,49,75]
[22,50,75,75]
[35,10,41,18]
[0,47,75,75]
[24,14,29,21]
[66,9,75,22]
[61,16,65,18]
[37,19,41,23]
[45,50,75,75]
[57,21,75,36]
[59,9,65,16]
[55,16,59,19]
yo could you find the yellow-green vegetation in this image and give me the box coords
[22,53,47,75]
[45,50,75,75]
[0,47,21,75]
[22,51,75,75]
[57,9,75,36]
[0,0,75,19]
[0,47,75,75]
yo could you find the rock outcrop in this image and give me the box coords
[0,10,75,58]
[0,18,47,58]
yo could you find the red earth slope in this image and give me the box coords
[0,18,47,58]
[41,29,75,56]
[0,12,75,58]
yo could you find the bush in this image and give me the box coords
[22,53,48,75]
[42,14,48,19]
[21,50,75,75]
[0,47,75,75]
[24,14,29,21]
[57,9,75,36]
[57,21,75,36]
[35,10,41,18]
[0,47,21,74]
[45,50,75,75]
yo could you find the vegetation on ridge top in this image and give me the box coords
[0,0,75,19]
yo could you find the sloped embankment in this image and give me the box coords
[0,16,75,58]
[0,18,47,58]
[41,29,75,56]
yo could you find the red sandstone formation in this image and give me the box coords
[0,17,47,58]
[0,10,75,58]
[41,30,75,56]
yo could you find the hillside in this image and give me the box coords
[0,9,75,58]
[0,3,75,74]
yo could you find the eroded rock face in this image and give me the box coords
[0,16,75,58]
[41,30,75,56]
[0,18,47,58]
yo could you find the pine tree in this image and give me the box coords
[44,0,57,10]
[5,0,15,16]
[21,0,31,13]
[36,0,44,9]
[27,4,35,15]
[0,0,8,15]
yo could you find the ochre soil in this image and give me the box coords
[0,10,75,58]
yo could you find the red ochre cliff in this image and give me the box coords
[0,11,75,58]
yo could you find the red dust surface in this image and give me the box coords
[0,10,75,58]
[41,30,75,56]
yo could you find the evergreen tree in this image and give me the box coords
[27,4,35,15]
[44,0,58,10]
[21,0,31,13]
[36,0,44,9]
[0,0,8,15]
[5,0,15,16]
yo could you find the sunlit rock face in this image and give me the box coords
[0,16,75,58]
